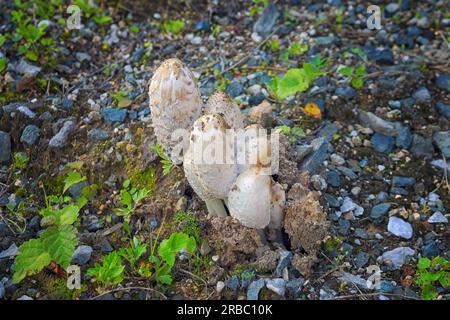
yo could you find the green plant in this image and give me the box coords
[87,251,125,287]
[118,236,147,270]
[74,0,112,25]
[163,20,185,35]
[174,211,201,243]
[415,256,450,300]
[12,152,29,171]
[267,55,328,100]
[269,38,281,52]
[288,42,308,56]
[275,125,306,142]
[338,65,367,89]
[249,0,269,17]
[151,142,174,175]
[114,179,150,222]
[12,171,90,283]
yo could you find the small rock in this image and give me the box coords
[0,243,19,259]
[436,73,450,91]
[371,133,394,153]
[49,121,76,148]
[17,106,35,118]
[311,174,327,191]
[300,137,329,175]
[71,245,93,265]
[358,111,397,136]
[10,59,41,76]
[428,211,448,224]
[410,134,434,158]
[286,278,304,298]
[275,251,293,277]
[330,153,345,165]
[385,3,399,13]
[338,272,369,290]
[20,125,40,145]
[355,252,370,268]
[412,86,431,104]
[394,124,412,149]
[226,81,244,98]
[87,129,109,141]
[0,131,11,163]
[387,217,413,239]
[367,49,394,65]
[435,102,450,118]
[216,281,225,293]
[17,295,33,300]
[433,131,450,158]
[392,176,415,188]
[340,197,357,213]
[266,278,286,296]
[335,86,356,99]
[253,3,280,36]
[225,276,240,292]
[101,108,127,124]
[75,52,91,62]
[371,203,391,222]
[326,170,340,188]
[247,278,265,300]
[422,241,440,259]
[381,247,415,268]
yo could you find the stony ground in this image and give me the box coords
[0,0,449,301]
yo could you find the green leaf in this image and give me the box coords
[276,68,309,100]
[288,42,308,55]
[25,51,38,61]
[40,225,78,268]
[157,274,173,285]
[421,284,438,300]
[339,67,353,76]
[158,232,196,267]
[0,35,6,47]
[418,258,431,270]
[87,252,125,287]
[121,190,132,208]
[93,14,112,25]
[40,204,79,226]
[13,239,52,283]
[354,65,367,76]
[130,25,140,33]
[63,171,86,193]
[0,57,7,73]
[351,77,364,89]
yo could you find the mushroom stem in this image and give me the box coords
[205,198,228,218]
[257,229,268,245]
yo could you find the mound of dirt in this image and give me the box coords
[284,191,330,254]
[206,216,265,267]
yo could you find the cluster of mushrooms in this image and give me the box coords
[148,59,286,242]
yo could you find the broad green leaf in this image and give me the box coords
[13,239,51,283]
[40,225,78,268]
[339,67,353,76]
[421,284,438,300]
[277,68,309,100]
[66,161,84,170]
[57,205,79,225]
[351,77,364,89]
[63,171,86,193]
[121,190,132,208]
[157,274,173,285]
[354,65,367,76]
[418,258,431,270]
[158,232,196,267]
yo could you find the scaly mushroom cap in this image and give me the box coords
[204,90,245,129]
[183,113,240,201]
[149,58,202,164]
[228,166,272,229]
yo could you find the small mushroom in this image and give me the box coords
[228,166,272,229]
[149,58,202,164]
[268,182,286,243]
[183,113,240,217]
[204,90,245,129]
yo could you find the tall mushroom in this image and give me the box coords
[227,132,286,242]
[183,113,240,217]
[149,58,202,164]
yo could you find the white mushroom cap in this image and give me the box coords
[204,90,245,129]
[183,113,240,216]
[228,166,272,229]
[236,125,272,174]
[149,58,202,164]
